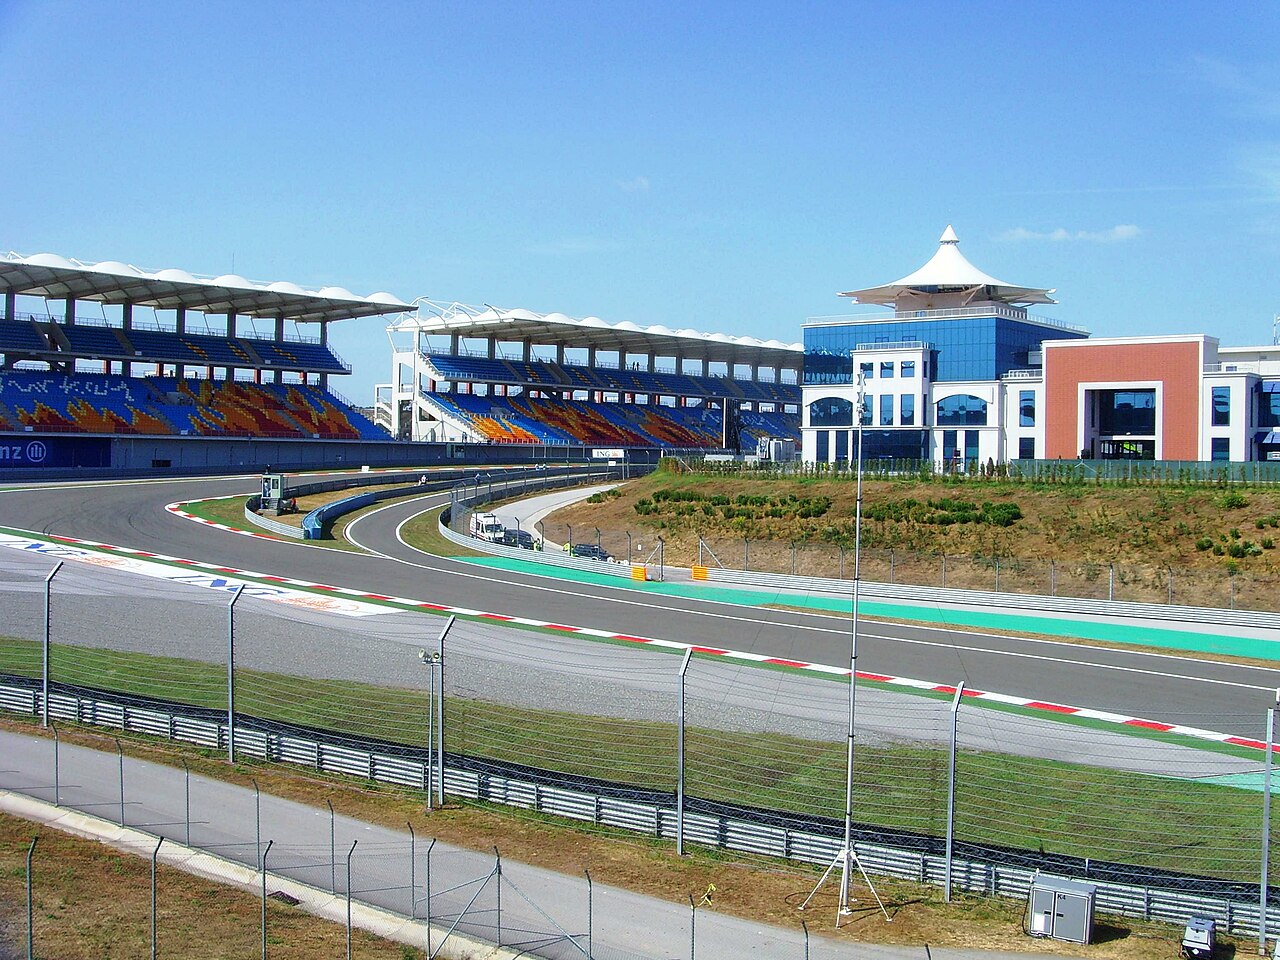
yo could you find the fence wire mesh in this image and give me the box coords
[2,540,1278,910]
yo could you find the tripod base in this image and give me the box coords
[798,845,891,927]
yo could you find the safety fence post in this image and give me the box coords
[26,836,37,960]
[677,648,693,856]
[425,837,435,956]
[228,584,245,763]
[116,738,125,825]
[253,778,261,870]
[326,799,336,893]
[345,840,358,960]
[181,760,190,846]
[1261,701,1277,955]
[945,681,966,902]
[151,838,163,960]
[51,722,59,807]
[495,846,503,947]
[585,868,593,959]
[41,561,61,727]
[261,839,273,960]
[408,822,416,918]
[689,894,696,960]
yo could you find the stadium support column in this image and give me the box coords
[647,351,655,372]
[176,307,186,335]
[523,339,531,362]
[557,343,565,365]
[3,289,14,322]
[319,322,330,391]
[122,303,134,377]
[274,318,285,383]
[487,337,496,359]
[588,345,596,368]
[64,297,76,326]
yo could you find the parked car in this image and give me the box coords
[501,529,535,550]
[569,543,613,561]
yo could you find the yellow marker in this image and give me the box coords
[699,882,715,906]
[691,565,708,580]
[631,565,648,581]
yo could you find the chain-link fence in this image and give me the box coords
[2,542,1279,940]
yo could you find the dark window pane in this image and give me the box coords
[936,394,988,426]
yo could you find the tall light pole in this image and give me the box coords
[800,365,888,924]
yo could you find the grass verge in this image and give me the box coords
[0,635,1269,884]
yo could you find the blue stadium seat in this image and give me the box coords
[0,320,51,355]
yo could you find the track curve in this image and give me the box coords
[3,470,1279,734]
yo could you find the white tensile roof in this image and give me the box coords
[840,226,1057,307]
[392,300,803,366]
[0,251,411,324]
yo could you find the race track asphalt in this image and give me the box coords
[2,469,1279,736]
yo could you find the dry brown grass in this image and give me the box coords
[0,811,419,959]
[0,717,1236,959]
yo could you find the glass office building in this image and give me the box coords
[803,312,1084,384]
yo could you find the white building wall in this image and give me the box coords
[1201,373,1255,462]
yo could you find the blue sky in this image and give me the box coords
[2,1,1279,399]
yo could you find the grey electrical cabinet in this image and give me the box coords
[1027,874,1096,944]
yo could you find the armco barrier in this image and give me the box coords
[698,565,1278,630]
[3,675,1277,940]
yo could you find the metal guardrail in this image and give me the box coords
[2,678,1274,940]
[241,499,303,539]
[699,566,1278,630]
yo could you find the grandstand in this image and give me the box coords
[0,252,407,443]
[375,302,803,451]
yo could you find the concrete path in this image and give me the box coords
[0,729,1057,960]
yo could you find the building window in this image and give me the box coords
[900,393,915,426]
[860,362,874,380]
[1260,387,1280,428]
[1212,437,1230,461]
[1018,437,1035,459]
[1098,389,1155,435]
[880,394,894,425]
[860,395,872,426]
[942,429,958,462]
[835,430,849,462]
[935,394,988,426]
[815,430,829,462]
[1019,390,1035,427]
[808,397,853,427]
[901,360,915,378]
[1212,386,1230,427]
[880,361,894,379]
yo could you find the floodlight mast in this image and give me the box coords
[799,364,889,925]
[839,369,867,916]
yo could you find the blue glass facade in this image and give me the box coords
[803,315,1084,384]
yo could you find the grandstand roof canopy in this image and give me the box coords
[840,225,1057,306]
[394,301,804,367]
[0,251,412,324]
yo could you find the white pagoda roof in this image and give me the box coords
[839,226,1057,307]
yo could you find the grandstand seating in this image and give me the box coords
[423,354,800,405]
[422,392,798,449]
[245,337,349,373]
[57,324,133,358]
[0,371,387,440]
[15,323,350,374]
[0,372,181,434]
[0,320,53,356]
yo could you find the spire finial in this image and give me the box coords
[939,224,959,244]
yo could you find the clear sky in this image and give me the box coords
[2,1,1279,399]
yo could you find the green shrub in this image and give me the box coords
[1220,491,1249,509]
[1195,537,1213,551]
